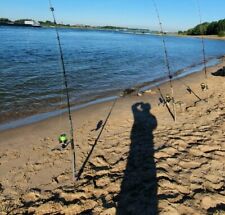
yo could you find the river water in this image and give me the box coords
[0,26,225,127]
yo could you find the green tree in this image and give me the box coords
[0,18,12,23]
[217,19,225,33]
[206,21,218,35]
[189,22,209,35]
[186,18,225,36]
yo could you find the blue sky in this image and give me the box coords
[0,0,224,31]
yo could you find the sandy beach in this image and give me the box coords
[178,34,225,41]
[1,57,225,214]
[193,35,225,41]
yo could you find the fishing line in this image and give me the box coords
[57,61,65,135]
[196,0,208,83]
[152,0,206,116]
[48,0,76,180]
[55,32,66,134]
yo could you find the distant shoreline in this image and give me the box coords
[0,23,156,36]
[0,23,41,28]
[2,23,225,40]
[0,23,154,34]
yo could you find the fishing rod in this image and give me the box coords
[77,83,147,179]
[152,0,205,114]
[152,0,177,121]
[48,0,132,180]
[177,76,205,103]
[48,0,76,181]
[181,81,202,101]
[196,0,209,95]
[77,85,141,179]
[77,97,118,180]
[77,86,143,179]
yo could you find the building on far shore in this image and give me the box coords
[24,20,40,27]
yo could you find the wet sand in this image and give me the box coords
[1,57,225,214]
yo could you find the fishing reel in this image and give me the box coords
[165,94,173,103]
[52,134,71,151]
[158,94,173,106]
[200,83,208,91]
[58,133,70,149]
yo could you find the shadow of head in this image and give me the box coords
[132,102,151,111]
[132,102,154,124]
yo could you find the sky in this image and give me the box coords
[0,0,225,31]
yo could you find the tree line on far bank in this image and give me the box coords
[178,18,225,37]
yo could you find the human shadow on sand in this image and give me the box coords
[117,102,158,215]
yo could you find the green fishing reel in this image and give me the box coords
[58,134,69,149]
